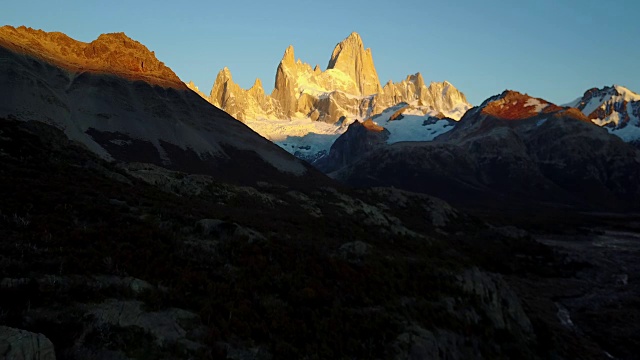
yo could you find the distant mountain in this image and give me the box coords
[331,90,640,211]
[193,32,471,124]
[187,33,470,162]
[0,25,329,187]
[566,85,640,148]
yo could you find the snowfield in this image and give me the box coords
[244,102,467,163]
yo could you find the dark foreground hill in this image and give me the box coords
[1,116,634,359]
[3,115,640,359]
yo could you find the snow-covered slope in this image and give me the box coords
[568,85,640,145]
[245,117,356,163]
[369,103,457,144]
[243,101,462,163]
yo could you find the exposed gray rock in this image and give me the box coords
[0,326,56,360]
[224,343,272,360]
[338,241,371,264]
[196,219,266,243]
[85,299,202,350]
[392,325,475,360]
[493,225,530,239]
[458,267,533,334]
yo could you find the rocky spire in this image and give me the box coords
[271,45,298,117]
[327,32,382,96]
[209,67,234,108]
[248,78,265,98]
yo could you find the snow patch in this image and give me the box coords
[525,98,547,113]
[386,116,454,144]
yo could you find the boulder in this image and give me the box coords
[0,326,56,360]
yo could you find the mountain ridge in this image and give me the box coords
[0,25,332,187]
[329,90,640,211]
[0,25,184,88]
[188,32,471,124]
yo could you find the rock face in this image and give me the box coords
[209,67,281,120]
[0,326,56,360]
[0,25,333,187]
[196,32,470,124]
[567,85,640,148]
[332,90,640,210]
[326,32,382,96]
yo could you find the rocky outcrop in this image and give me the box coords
[376,75,468,116]
[391,267,535,360]
[459,267,533,333]
[200,32,470,124]
[0,25,183,88]
[196,218,266,243]
[0,326,56,360]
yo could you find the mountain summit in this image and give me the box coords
[190,32,470,124]
[567,85,640,147]
[327,32,382,96]
[0,25,183,88]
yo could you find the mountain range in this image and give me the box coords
[189,32,471,124]
[186,33,471,162]
[189,32,640,166]
[326,90,640,211]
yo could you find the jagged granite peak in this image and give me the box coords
[199,32,471,162]
[252,77,263,89]
[209,67,235,107]
[186,80,205,97]
[204,32,470,124]
[281,45,296,67]
[0,25,183,88]
[249,78,265,96]
[377,76,471,119]
[327,32,382,96]
[271,45,299,118]
[210,67,283,121]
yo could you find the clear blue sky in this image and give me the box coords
[4,0,639,105]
